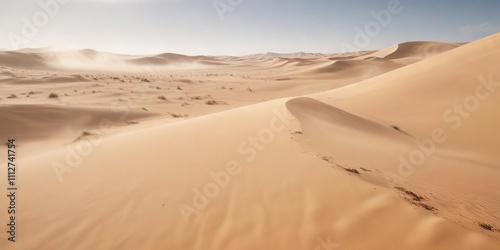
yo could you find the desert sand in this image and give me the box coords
[0,33,499,249]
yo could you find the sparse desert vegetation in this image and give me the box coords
[344,168,360,175]
[411,202,437,212]
[169,113,189,118]
[395,186,436,212]
[81,131,92,136]
[395,186,424,201]
[479,223,494,231]
[391,125,401,131]
[205,100,218,105]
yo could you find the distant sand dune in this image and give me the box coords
[0,74,90,84]
[0,51,48,69]
[312,59,401,77]
[355,41,461,61]
[0,104,154,144]
[0,70,16,79]
[384,41,462,59]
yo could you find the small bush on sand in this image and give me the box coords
[345,168,360,175]
[395,186,424,201]
[411,202,436,211]
[170,113,188,118]
[82,131,92,136]
[48,93,59,98]
[479,223,494,231]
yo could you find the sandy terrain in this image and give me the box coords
[0,33,499,249]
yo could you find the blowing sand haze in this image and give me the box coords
[0,1,499,249]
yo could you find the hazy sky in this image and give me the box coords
[0,0,498,55]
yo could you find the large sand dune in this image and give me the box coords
[0,35,499,249]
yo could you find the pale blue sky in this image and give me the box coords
[0,0,498,55]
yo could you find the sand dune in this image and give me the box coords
[128,53,219,66]
[354,41,461,63]
[0,34,499,249]
[0,51,48,69]
[312,59,402,78]
[0,74,89,84]
[0,104,155,156]
[286,96,411,145]
[245,52,327,59]
[4,98,499,249]
[14,47,54,53]
[383,41,462,59]
[315,33,500,160]
[308,33,500,239]
[0,41,456,73]
[0,70,16,79]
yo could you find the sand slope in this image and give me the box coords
[2,99,499,250]
[0,52,48,69]
[354,41,461,62]
[0,105,153,141]
[306,33,500,239]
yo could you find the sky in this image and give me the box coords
[0,0,498,55]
